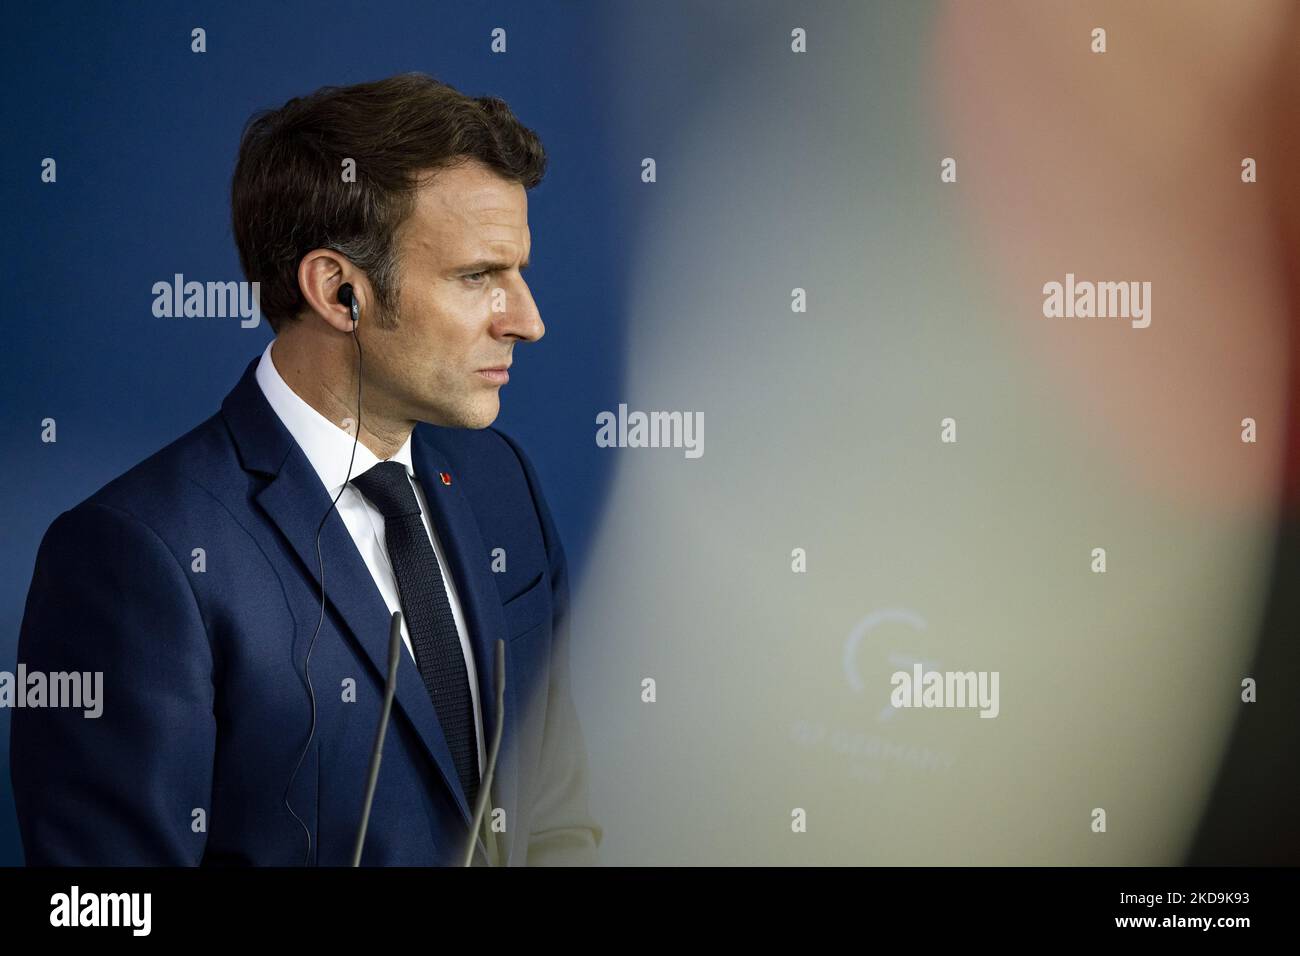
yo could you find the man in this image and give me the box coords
[10,73,601,866]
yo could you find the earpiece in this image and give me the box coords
[338,282,359,327]
[286,275,366,864]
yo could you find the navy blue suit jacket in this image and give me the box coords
[10,356,601,865]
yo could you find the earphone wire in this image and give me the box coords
[283,295,363,865]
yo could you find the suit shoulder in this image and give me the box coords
[71,412,237,528]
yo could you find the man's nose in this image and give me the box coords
[495,277,544,342]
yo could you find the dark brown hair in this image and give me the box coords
[231,73,547,332]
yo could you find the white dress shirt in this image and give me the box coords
[254,339,486,780]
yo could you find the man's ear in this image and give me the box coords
[298,249,363,334]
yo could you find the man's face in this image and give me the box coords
[365,158,543,429]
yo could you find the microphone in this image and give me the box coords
[462,638,507,867]
[351,610,404,866]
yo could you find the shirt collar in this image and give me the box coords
[254,339,416,497]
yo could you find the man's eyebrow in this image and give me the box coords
[456,256,531,272]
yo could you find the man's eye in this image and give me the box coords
[464,271,488,283]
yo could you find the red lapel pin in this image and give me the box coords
[439,471,452,486]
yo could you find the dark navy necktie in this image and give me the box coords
[350,460,479,809]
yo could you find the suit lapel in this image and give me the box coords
[411,426,520,865]
[255,456,477,823]
[220,357,502,858]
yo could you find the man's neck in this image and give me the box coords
[270,334,413,460]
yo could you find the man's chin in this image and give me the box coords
[423,397,500,430]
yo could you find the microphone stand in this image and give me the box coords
[350,621,507,868]
[351,611,404,866]
[463,639,506,867]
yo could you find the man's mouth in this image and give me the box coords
[476,366,510,385]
